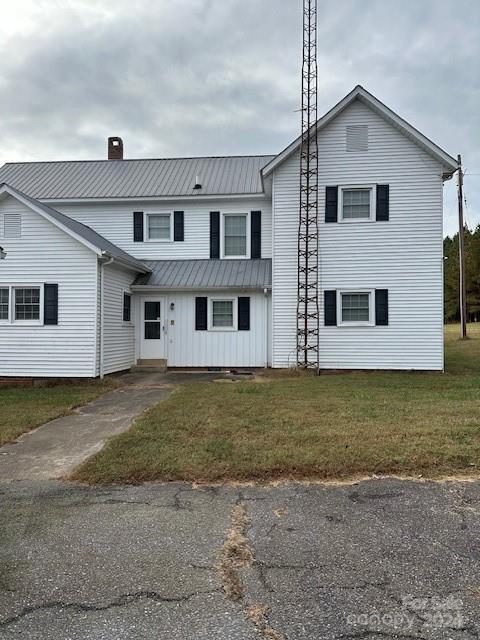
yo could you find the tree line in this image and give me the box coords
[444,225,480,323]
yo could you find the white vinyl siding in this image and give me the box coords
[137,291,270,367]
[0,196,98,377]
[102,263,136,375]
[56,198,271,259]
[272,99,444,370]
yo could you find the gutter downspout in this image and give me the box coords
[99,256,114,379]
[264,287,269,368]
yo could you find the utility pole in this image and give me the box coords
[457,154,467,339]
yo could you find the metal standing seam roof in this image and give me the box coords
[0,155,275,200]
[133,259,272,289]
[0,183,150,273]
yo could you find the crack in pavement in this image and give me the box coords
[0,588,221,630]
[217,501,286,639]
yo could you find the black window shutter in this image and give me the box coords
[133,212,144,242]
[375,289,389,325]
[195,297,208,330]
[210,211,220,258]
[44,283,58,325]
[325,186,338,223]
[324,290,337,326]
[376,185,389,221]
[238,297,250,330]
[174,211,184,241]
[250,211,261,259]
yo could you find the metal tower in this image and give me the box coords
[297,0,319,370]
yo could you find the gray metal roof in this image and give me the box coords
[0,183,149,272]
[0,155,275,200]
[134,259,271,289]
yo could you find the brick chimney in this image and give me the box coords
[108,137,123,160]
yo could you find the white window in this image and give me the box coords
[210,298,236,330]
[339,186,375,222]
[146,213,172,241]
[222,213,249,258]
[0,288,9,321]
[338,291,373,326]
[14,287,41,322]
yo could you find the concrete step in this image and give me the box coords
[132,359,167,372]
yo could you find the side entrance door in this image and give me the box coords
[139,296,167,360]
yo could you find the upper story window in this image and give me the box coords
[14,287,41,321]
[222,213,249,258]
[146,213,172,242]
[339,186,375,222]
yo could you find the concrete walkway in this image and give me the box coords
[0,371,223,482]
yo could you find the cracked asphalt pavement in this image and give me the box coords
[0,478,479,639]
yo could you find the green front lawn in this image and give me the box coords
[0,380,117,446]
[72,324,480,484]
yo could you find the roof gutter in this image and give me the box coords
[101,251,151,274]
[39,193,268,205]
[130,285,272,292]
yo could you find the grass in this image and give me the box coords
[72,324,480,484]
[0,380,118,446]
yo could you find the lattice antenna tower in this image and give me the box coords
[297,0,319,370]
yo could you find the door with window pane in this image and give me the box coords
[140,297,166,359]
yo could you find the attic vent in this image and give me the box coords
[3,213,21,238]
[346,125,368,152]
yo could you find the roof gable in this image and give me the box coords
[0,184,149,273]
[262,85,458,179]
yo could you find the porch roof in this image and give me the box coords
[133,259,271,290]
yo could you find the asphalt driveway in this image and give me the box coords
[0,478,479,639]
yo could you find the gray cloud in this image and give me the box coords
[0,0,478,235]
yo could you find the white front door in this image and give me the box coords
[140,296,166,360]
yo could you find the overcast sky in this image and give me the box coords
[0,0,478,236]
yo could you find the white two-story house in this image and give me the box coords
[0,86,458,378]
